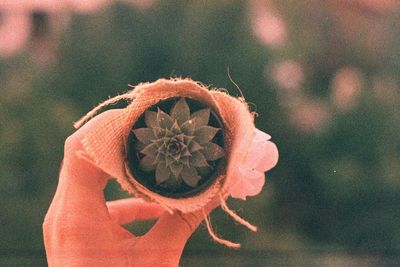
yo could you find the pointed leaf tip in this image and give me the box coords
[181,166,201,187]
[170,162,184,178]
[140,143,158,156]
[171,120,181,134]
[139,155,157,172]
[145,111,158,128]
[155,162,170,184]
[188,140,202,153]
[133,128,155,144]
[203,142,225,160]
[194,126,220,144]
[157,108,174,129]
[190,151,209,167]
[181,119,195,135]
[170,98,190,125]
[191,108,210,128]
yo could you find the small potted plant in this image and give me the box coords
[127,97,226,198]
[73,78,278,247]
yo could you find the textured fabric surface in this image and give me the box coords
[77,78,255,213]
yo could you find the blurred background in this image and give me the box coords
[1,0,400,265]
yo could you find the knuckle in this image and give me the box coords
[42,219,52,233]
[42,210,55,231]
[42,216,84,243]
[63,134,83,157]
[64,135,77,151]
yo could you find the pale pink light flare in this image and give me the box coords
[290,100,331,133]
[68,0,111,14]
[0,0,156,58]
[229,129,279,200]
[271,60,305,92]
[331,67,363,111]
[0,13,31,58]
[249,0,287,48]
[0,0,67,14]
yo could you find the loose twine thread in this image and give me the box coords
[200,193,257,248]
[74,91,135,129]
[74,83,259,248]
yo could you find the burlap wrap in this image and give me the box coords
[77,78,256,213]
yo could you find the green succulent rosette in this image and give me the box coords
[132,98,225,193]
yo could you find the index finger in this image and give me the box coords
[44,109,126,224]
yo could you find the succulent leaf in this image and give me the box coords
[162,177,182,190]
[171,121,181,134]
[191,108,210,128]
[170,162,184,178]
[190,151,209,167]
[181,119,195,135]
[145,111,158,128]
[152,127,165,138]
[157,108,174,129]
[155,162,170,184]
[194,126,220,144]
[196,166,212,176]
[134,98,224,189]
[165,129,175,137]
[141,143,158,155]
[188,140,202,152]
[165,155,174,167]
[203,142,225,160]
[154,151,162,165]
[181,147,192,157]
[170,98,190,125]
[181,156,190,166]
[184,135,194,143]
[139,155,157,172]
[135,141,147,152]
[133,128,155,144]
[181,166,201,187]
[175,134,185,142]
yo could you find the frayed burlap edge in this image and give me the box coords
[75,78,254,212]
[75,78,257,247]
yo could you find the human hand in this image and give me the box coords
[43,109,215,267]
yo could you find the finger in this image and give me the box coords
[107,198,166,225]
[45,109,126,224]
[141,201,217,261]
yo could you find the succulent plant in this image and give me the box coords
[133,98,225,189]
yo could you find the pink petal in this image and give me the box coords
[228,128,278,200]
[229,166,265,200]
[243,129,278,172]
[255,141,279,172]
[249,0,287,48]
[253,128,271,142]
[243,129,270,168]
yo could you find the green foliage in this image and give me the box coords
[134,98,224,188]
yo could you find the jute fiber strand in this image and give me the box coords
[74,78,257,246]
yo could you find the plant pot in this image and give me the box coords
[127,97,226,198]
